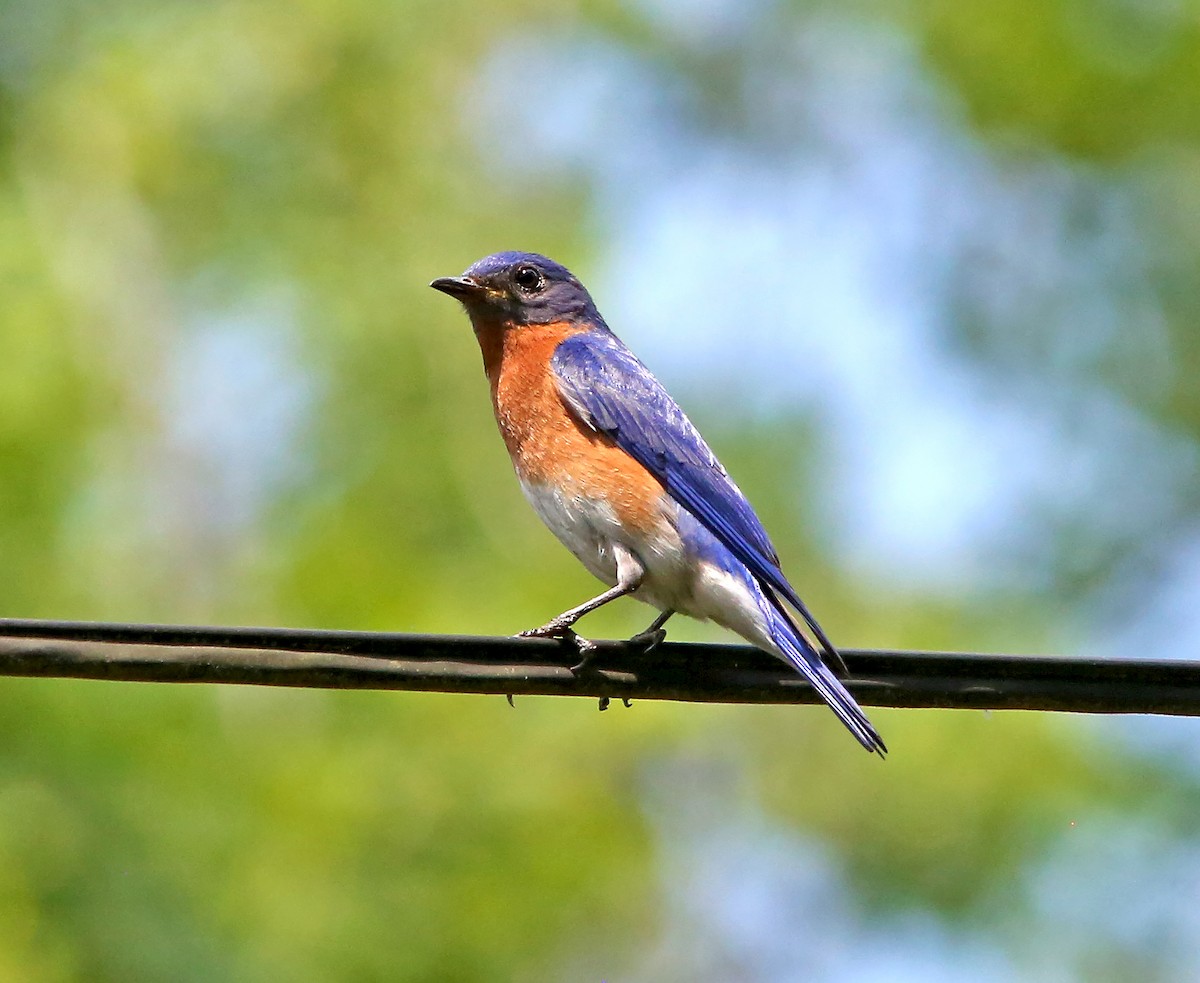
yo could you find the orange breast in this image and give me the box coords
[477,319,667,534]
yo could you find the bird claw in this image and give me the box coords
[568,641,600,674]
[506,694,515,708]
[627,627,667,653]
[516,622,598,672]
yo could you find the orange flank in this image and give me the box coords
[477,318,666,535]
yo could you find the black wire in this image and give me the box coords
[1,618,1198,715]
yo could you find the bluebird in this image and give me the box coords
[431,252,885,755]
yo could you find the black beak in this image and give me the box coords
[429,275,486,299]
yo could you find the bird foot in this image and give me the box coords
[627,627,667,653]
[516,622,598,672]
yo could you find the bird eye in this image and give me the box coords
[513,266,545,293]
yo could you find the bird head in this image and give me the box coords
[430,252,604,328]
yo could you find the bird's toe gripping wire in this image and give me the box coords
[627,609,673,653]
[517,620,599,672]
[516,546,648,674]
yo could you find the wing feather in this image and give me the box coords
[551,331,843,666]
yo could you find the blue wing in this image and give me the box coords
[551,330,885,755]
[550,330,843,669]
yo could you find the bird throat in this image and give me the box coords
[474,318,589,463]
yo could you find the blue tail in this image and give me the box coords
[764,604,886,756]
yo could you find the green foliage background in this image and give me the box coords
[2,0,1199,979]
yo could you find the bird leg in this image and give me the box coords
[627,609,673,652]
[615,611,673,709]
[518,546,645,672]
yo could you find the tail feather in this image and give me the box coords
[765,606,887,757]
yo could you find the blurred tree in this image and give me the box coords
[1,0,1199,979]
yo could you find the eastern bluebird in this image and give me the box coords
[431,252,885,755]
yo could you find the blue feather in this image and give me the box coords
[551,332,829,648]
[551,330,884,754]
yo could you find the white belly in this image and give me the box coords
[519,479,775,647]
